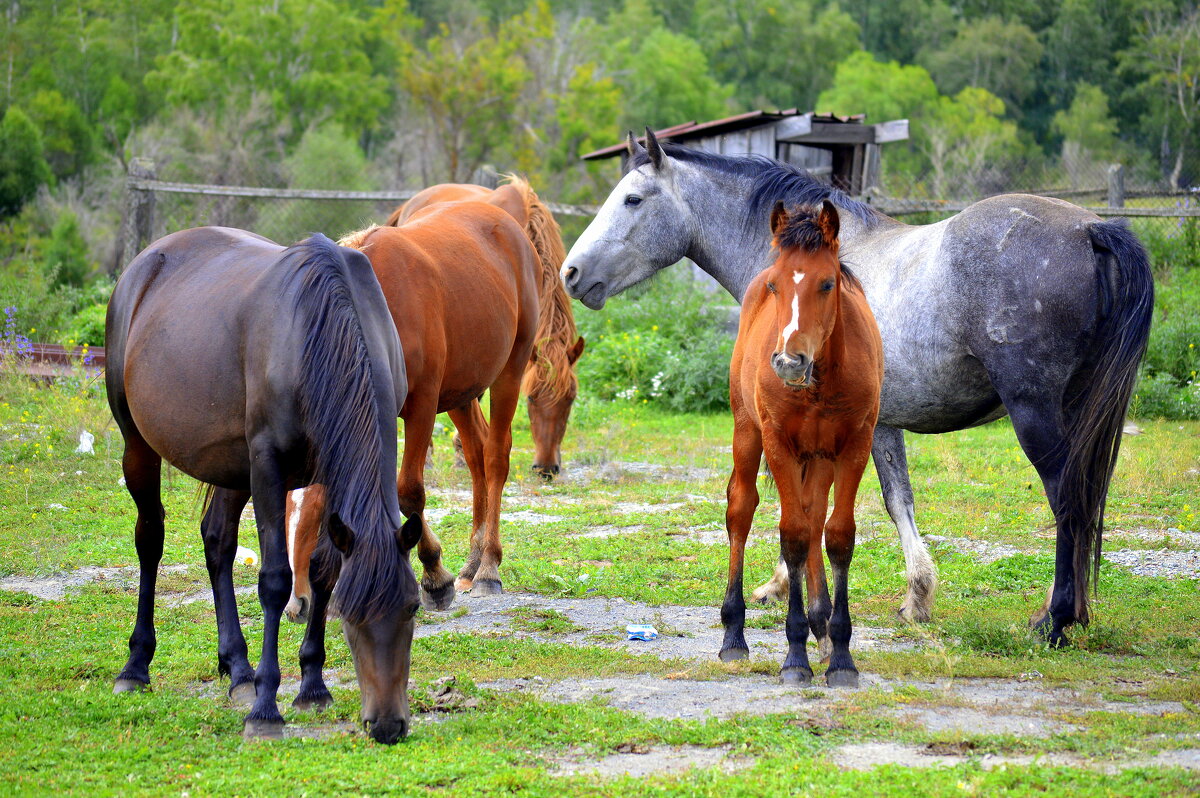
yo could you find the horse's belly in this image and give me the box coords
[878,353,1004,433]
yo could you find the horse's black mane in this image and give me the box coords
[628,143,883,233]
[288,234,404,625]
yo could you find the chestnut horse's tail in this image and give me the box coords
[502,175,580,402]
[1062,220,1153,621]
[292,234,403,626]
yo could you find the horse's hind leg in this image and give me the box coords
[284,485,324,624]
[448,401,489,591]
[872,424,938,622]
[114,434,165,694]
[294,540,339,712]
[719,420,762,662]
[200,487,255,705]
[397,398,456,610]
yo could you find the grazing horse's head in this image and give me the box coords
[527,335,586,481]
[763,200,845,389]
[328,512,423,744]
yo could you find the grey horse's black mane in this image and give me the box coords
[629,143,884,233]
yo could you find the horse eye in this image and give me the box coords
[766,281,777,294]
[624,195,642,207]
[821,280,835,292]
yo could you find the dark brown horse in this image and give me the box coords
[105,228,420,743]
[283,198,540,630]
[390,176,585,480]
[720,202,883,687]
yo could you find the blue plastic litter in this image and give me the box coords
[625,624,659,641]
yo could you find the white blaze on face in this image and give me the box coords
[780,271,804,343]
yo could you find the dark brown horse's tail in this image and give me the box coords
[1061,220,1154,622]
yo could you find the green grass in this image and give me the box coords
[1,370,1199,794]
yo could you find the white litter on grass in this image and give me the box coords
[74,430,94,455]
[46,503,67,511]
[235,545,259,568]
[117,476,126,486]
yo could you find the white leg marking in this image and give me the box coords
[287,488,306,572]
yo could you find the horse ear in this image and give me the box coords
[626,130,645,157]
[568,336,586,365]
[819,199,840,244]
[770,201,789,237]
[644,126,664,170]
[327,511,355,556]
[396,513,422,553]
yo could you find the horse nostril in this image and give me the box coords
[562,266,577,286]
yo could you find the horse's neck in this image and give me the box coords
[681,166,890,301]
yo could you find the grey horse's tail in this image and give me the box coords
[1062,220,1154,622]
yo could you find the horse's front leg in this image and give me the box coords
[471,369,523,596]
[767,442,815,685]
[200,487,255,704]
[872,424,937,622]
[804,462,835,663]
[719,420,762,662]
[244,439,292,739]
[824,430,874,688]
[294,540,339,711]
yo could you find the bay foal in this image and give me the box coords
[719,201,883,687]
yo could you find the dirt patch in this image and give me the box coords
[0,564,190,601]
[1103,549,1200,579]
[550,744,753,779]
[560,461,720,485]
[567,525,645,539]
[925,535,1033,564]
[831,742,1200,773]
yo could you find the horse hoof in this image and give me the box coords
[242,717,285,740]
[293,691,333,712]
[421,581,456,611]
[229,681,257,708]
[471,579,503,597]
[780,667,813,686]
[113,678,149,695]
[718,647,749,662]
[826,669,860,689]
[284,595,310,624]
[897,601,932,624]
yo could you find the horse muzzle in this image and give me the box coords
[560,264,607,309]
[365,715,409,745]
[532,463,560,483]
[772,352,813,388]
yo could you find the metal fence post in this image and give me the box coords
[1107,164,1125,209]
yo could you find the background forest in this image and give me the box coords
[0,0,1197,416]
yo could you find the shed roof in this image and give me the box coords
[581,110,875,161]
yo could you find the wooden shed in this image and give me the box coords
[582,110,909,196]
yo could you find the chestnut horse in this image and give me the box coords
[390,175,585,481]
[106,228,420,743]
[719,202,882,687]
[283,197,539,632]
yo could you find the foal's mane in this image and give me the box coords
[288,234,402,625]
[772,204,864,294]
[629,143,884,234]
[502,175,580,402]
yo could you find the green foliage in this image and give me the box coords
[1132,266,1200,421]
[25,90,97,182]
[0,107,52,219]
[919,15,1044,110]
[43,210,92,289]
[692,0,862,110]
[66,303,108,348]
[573,270,735,413]
[1052,83,1119,157]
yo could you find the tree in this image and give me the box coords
[920,16,1044,112]
[26,90,97,182]
[922,86,1024,197]
[0,107,51,218]
[1119,2,1200,188]
[692,0,861,109]
[1052,82,1118,187]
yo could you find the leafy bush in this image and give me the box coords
[573,270,735,413]
[66,303,107,347]
[1132,266,1200,420]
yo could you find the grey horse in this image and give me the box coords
[561,130,1153,646]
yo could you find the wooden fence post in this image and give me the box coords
[1107,164,1125,209]
[119,158,156,270]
